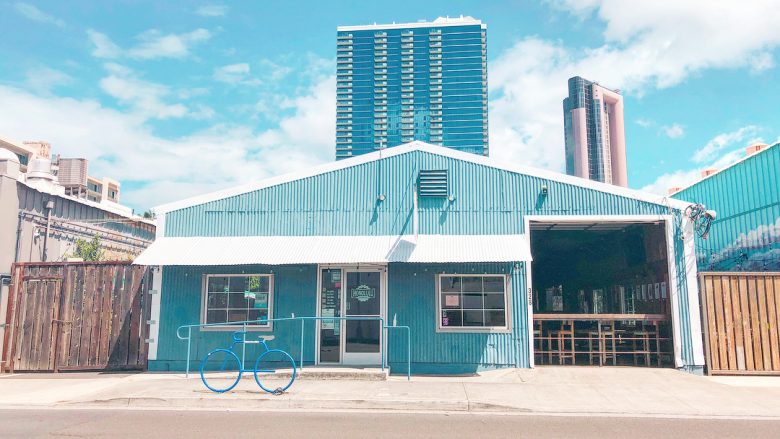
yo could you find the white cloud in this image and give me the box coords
[98,63,188,119]
[691,125,758,163]
[640,131,759,195]
[87,30,122,59]
[195,5,228,17]
[635,118,654,128]
[489,1,780,174]
[258,59,293,81]
[213,63,262,86]
[0,74,335,209]
[25,67,71,94]
[663,123,685,139]
[87,28,212,60]
[14,2,65,28]
[128,28,212,60]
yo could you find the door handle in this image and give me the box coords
[52,319,72,324]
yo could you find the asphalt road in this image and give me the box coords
[1,409,778,438]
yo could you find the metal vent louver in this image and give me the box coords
[418,169,448,197]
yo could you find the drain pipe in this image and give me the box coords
[13,212,23,264]
[42,199,54,262]
[413,184,419,241]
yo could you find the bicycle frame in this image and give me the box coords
[212,332,271,373]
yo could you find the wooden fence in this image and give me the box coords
[1,262,152,372]
[699,272,780,375]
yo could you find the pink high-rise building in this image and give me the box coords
[563,76,628,187]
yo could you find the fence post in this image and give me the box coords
[299,318,305,371]
[185,327,191,378]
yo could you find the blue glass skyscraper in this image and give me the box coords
[336,16,488,159]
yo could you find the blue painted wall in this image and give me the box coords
[150,264,318,372]
[673,143,779,271]
[387,262,527,374]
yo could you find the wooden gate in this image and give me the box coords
[699,272,780,375]
[1,262,152,372]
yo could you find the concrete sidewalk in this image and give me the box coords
[2,367,780,419]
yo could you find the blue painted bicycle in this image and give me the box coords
[200,332,296,394]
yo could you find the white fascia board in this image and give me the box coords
[155,141,690,214]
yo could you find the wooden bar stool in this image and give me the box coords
[632,321,660,366]
[533,320,544,364]
[547,321,575,365]
[588,323,616,365]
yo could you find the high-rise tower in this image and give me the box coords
[563,76,627,187]
[336,16,488,159]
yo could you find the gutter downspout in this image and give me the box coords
[42,200,53,262]
[13,212,23,264]
[413,184,419,242]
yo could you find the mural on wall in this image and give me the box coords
[698,218,780,271]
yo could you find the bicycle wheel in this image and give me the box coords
[200,348,242,393]
[253,349,297,394]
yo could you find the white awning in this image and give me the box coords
[133,234,531,266]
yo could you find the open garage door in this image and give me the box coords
[529,219,674,367]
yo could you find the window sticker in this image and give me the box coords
[445,294,459,307]
[254,292,269,309]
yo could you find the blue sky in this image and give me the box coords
[1,1,779,211]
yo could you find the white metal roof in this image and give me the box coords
[154,141,690,214]
[133,234,531,266]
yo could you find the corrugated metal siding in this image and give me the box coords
[151,264,318,371]
[387,262,528,373]
[164,151,671,238]
[674,144,779,271]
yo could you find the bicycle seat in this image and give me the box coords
[257,335,275,341]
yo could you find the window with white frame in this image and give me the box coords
[204,274,273,327]
[438,275,508,329]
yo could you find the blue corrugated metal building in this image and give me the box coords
[672,142,779,272]
[136,141,706,374]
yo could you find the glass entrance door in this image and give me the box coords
[342,270,382,365]
[318,268,342,363]
[318,267,384,365]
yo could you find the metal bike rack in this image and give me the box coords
[177,315,411,381]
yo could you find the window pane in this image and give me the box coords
[461,276,482,292]
[208,276,229,293]
[462,292,483,309]
[441,276,461,292]
[230,276,248,292]
[227,309,248,323]
[228,293,248,308]
[441,293,461,309]
[207,293,227,308]
[484,293,505,309]
[248,309,268,323]
[485,310,506,327]
[483,276,504,292]
[206,309,226,324]
[463,310,484,326]
[441,310,462,327]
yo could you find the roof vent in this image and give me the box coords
[418,169,448,197]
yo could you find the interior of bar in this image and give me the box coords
[530,221,673,367]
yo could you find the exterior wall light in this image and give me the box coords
[541,185,548,195]
[377,194,386,202]
[448,195,456,202]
